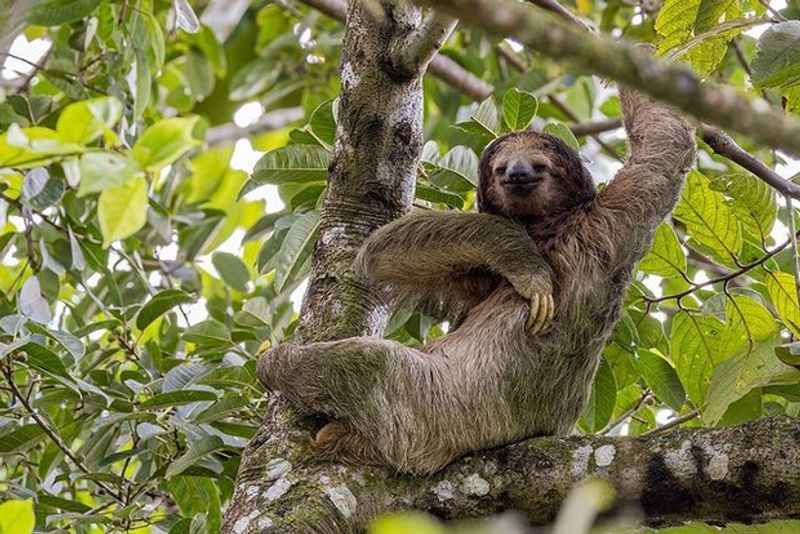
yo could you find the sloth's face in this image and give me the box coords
[485,135,570,220]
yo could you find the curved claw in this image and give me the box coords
[527,293,556,334]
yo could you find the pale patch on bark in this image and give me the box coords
[594,444,616,467]
[233,510,260,534]
[571,444,593,478]
[664,440,697,480]
[264,477,294,501]
[461,473,491,496]
[433,480,456,501]
[707,452,729,481]
[325,484,358,518]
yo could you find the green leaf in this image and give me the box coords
[98,176,148,247]
[502,89,539,131]
[229,58,281,101]
[275,212,320,292]
[56,97,122,144]
[637,348,686,411]
[415,183,464,209]
[655,0,702,52]
[467,97,501,137]
[543,121,580,151]
[183,320,231,347]
[132,117,200,171]
[194,395,248,423]
[582,356,617,432]
[0,126,82,168]
[165,476,222,534]
[427,146,479,192]
[211,252,250,293]
[711,172,777,245]
[765,271,800,337]
[27,0,102,26]
[0,499,35,534]
[0,424,45,454]
[166,436,225,478]
[670,312,727,405]
[243,145,330,195]
[704,339,800,425]
[139,390,218,409]
[309,99,337,147]
[136,289,194,331]
[77,152,139,196]
[752,21,800,89]
[639,223,687,277]
[673,170,742,264]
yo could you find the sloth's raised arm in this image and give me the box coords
[594,87,696,269]
[354,211,554,307]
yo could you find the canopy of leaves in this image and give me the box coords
[1,1,799,533]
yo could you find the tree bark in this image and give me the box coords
[224,1,437,531]
[228,406,800,533]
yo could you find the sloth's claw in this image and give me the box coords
[527,293,555,334]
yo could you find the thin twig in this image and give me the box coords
[643,410,700,436]
[645,237,794,304]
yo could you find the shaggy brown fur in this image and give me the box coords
[258,88,696,475]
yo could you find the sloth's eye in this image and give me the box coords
[495,166,507,175]
[532,164,547,173]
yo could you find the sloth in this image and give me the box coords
[257,87,696,475]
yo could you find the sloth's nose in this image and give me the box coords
[506,162,536,183]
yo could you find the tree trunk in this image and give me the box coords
[224,1,451,531]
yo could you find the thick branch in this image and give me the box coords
[415,0,800,157]
[391,10,458,77]
[526,0,594,32]
[228,410,800,531]
[298,0,492,100]
[700,127,800,199]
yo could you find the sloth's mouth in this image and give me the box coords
[502,179,540,195]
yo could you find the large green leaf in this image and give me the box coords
[752,21,800,89]
[211,252,250,293]
[581,357,617,432]
[637,348,686,411]
[0,424,45,454]
[136,289,194,331]
[670,312,727,405]
[712,172,777,245]
[77,152,139,197]
[242,145,330,197]
[673,170,742,264]
[427,146,479,192]
[639,223,687,277]
[502,89,538,131]
[765,271,800,338]
[132,117,200,171]
[704,340,800,425]
[56,97,122,145]
[98,176,148,247]
[0,499,35,534]
[27,0,102,26]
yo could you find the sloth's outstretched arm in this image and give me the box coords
[594,87,696,268]
[355,211,556,331]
